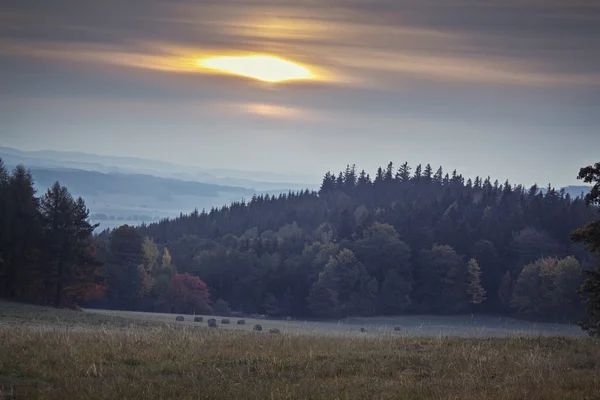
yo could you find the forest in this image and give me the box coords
[1,158,599,329]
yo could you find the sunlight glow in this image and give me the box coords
[246,103,303,118]
[196,55,314,83]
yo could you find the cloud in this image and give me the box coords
[2,0,599,89]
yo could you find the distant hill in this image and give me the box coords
[22,167,264,230]
[539,185,591,199]
[562,186,592,199]
[0,147,316,191]
[30,168,251,199]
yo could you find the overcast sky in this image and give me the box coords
[1,0,599,187]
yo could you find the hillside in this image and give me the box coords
[88,162,599,323]
[3,156,597,323]
[24,167,258,229]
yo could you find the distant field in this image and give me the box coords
[89,308,586,338]
[1,302,598,399]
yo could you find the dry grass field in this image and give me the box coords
[1,302,598,399]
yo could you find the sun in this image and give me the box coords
[196,55,314,83]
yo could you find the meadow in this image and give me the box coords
[1,302,598,399]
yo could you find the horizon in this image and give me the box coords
[0,145,594,192]
[2,0,600,188]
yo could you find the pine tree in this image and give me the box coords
[2,166,40,301]
[433,166,443,183]
[423,164,433,182]
[374,167,384,185]
[385,162,394,181]
[396,162,411,182]
[413,164,422,183]
[39,182,98,307]
[343,164,357,191]
[466,258,486,304]
[319,172,336,193]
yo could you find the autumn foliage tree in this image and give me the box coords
[62,244,107,307]
[166,273,212,314]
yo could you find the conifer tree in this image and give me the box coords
[39,182,98,307]
[396,162,411,182]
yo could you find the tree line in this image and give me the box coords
[2,157,599,334]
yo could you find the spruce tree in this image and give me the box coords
[39,182,98,307]
[396,162,411,182]
[3,166,40,301]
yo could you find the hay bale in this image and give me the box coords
[253,324,262,331]
[194,316,203,322]
[71,304,84,312]
[360,327,367,333]
[208,318,217,328]
[175,316,185,322]
[394,326,402,332]
[221,318,230,324]
[237,319,246,325]
[269,328,281,334]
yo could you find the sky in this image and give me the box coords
[1,0,599,187]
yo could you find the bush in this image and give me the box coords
[167,274,212,315]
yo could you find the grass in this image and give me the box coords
[89,308,586,338]
[1,303,599,399]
